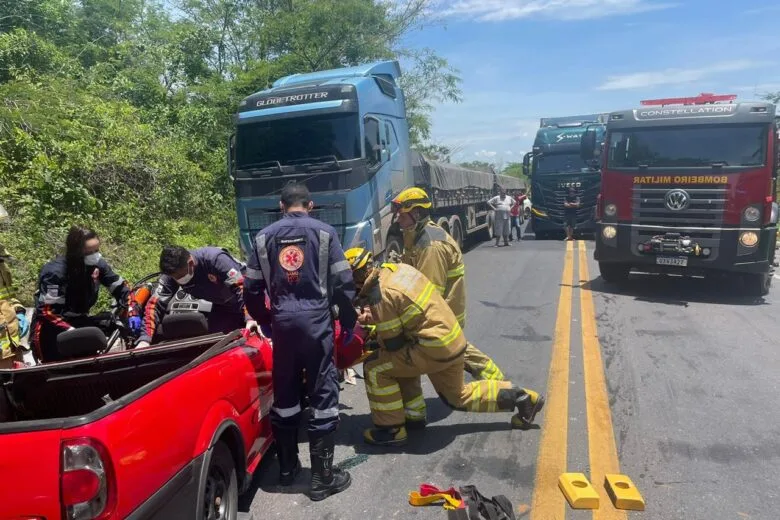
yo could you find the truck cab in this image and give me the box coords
[229,60,413,259]
[523,114,606,239]
[581,93,779,295]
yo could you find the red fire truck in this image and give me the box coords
[580,93,779,295]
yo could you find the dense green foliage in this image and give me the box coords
[0,0,461,305]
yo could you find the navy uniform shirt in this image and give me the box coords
[139,247,248,343]
[244,211,357,329]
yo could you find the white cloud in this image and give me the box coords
[474,150,498,158]
[439,0,676,22]
[504,151,514,155]
[597,60,765,91]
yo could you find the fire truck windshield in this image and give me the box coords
[607,123,768,169]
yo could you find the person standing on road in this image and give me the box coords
[29,225,140,363]
[564,187,581,241]
[135,245,257,348]
[0,204,30,368]
[488,187,513,247]
[391,187,505,386]
[243,182,357,502]
[344,248,545,447]
[509,191,526,242]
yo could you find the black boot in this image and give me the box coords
[273,427,301,486]
[497,386,545,429]
[309,433,351,501]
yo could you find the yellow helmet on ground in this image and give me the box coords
[391,187,432,214]
[345,247,373,270]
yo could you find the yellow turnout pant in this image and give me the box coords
[363,347,514,427]
[463,342,505,380]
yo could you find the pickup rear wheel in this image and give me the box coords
[203,442,238,520]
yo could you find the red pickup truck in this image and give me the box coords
[0,317,274,520]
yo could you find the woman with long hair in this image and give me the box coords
[29,225,140,362]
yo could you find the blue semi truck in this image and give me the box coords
[523,114,607,239]
[228,60,524,259]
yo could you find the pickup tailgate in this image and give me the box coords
[0,429,62,519]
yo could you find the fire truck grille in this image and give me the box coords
[632,186,727,228]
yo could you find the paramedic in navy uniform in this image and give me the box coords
[243,182,357,502]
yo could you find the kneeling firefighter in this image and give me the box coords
[344,248,545,447]
[391,187,505,381]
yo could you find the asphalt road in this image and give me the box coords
[241,225,780,520]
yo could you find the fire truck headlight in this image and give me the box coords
[602,225,617,240]
[743,206,760,222]
[604,203,617,217]
[739,231,759,247]
[771,202,778,225]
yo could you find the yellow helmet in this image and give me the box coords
[391,187,432,214]
[345,247,373,270]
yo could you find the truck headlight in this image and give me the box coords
[602,225,617,240]
[743,206,760,222]
[739,231,759,247]
[605,203,617,217]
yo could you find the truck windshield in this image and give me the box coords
[534,153,590,174]
[236,113,361,169]
[608,123,768,169]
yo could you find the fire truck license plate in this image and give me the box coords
[656,256,688,267]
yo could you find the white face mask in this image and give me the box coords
[175,265,194,285]
[84,252,102,266]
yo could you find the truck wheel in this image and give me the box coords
[202,442,238,520]
[599,262,630,284]
[743,272,771,297]
[449,216,464,249]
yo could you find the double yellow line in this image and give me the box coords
[531,241,627,520]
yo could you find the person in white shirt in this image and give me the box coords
[488,187,513,247]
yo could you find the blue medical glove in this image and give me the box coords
[128,316,142,335]
[16,313,29,337]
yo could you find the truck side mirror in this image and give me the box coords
[227,133,236,181]
[522,151,531,176]
[580,130,597,161]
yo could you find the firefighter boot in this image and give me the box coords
[274,427,301,486]
[497,386,545,429]
[309,433,351,501]
[363,425,408,447]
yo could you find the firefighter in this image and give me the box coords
[391,187,505,383]
[0,205,29,368]
[135,245,256,348]
[243,182,357,501]
[30,225,140,363]
[345,247,545,447]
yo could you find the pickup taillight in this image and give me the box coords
[60,438,116,520]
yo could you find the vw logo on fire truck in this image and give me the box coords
[665,189,690,211]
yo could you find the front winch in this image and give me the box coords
[637,233,710,257]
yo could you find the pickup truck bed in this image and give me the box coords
[0,330,274,520]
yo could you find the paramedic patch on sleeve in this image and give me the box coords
[225,268,240,285]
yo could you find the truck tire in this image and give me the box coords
[743,272,771,297]
[449,215,464,249]
[201,442,238,520]
[599,262,630,284]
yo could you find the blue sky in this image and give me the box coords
[400,0,780,166]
